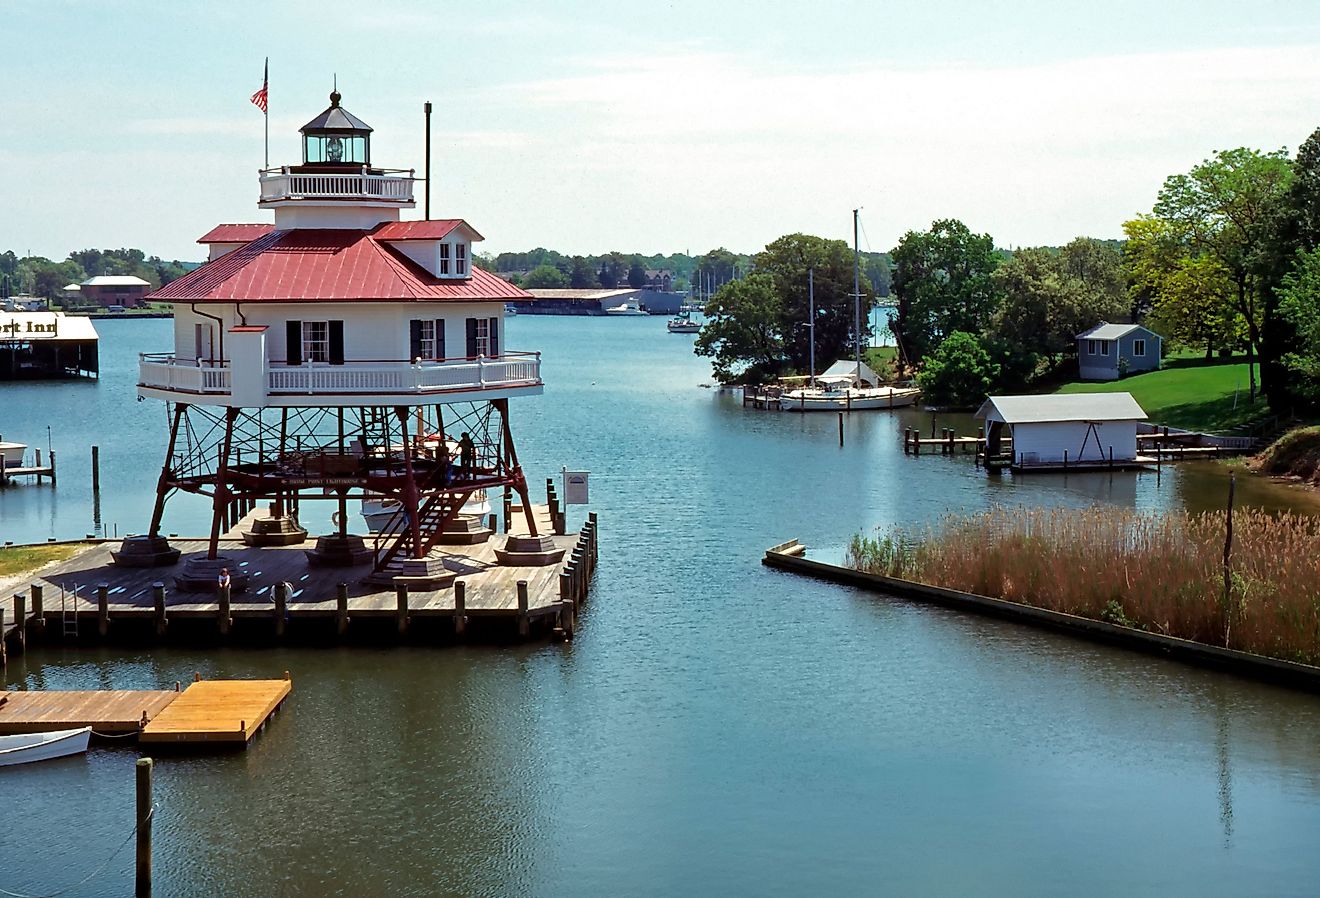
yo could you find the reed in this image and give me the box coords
[847,506,1320,665]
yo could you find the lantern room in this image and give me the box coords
[300,90,371,167]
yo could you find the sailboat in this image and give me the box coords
[779,210,921,412]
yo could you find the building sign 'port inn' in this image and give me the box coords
[1,319,58,336]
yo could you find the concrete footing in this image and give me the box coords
[305,534,375,567]
[241,514,309,547]
[494,533,566,567]
[111,535,181,568]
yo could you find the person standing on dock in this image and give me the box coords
[458,432,476,479]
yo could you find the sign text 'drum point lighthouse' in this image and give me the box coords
[115,88,563,587]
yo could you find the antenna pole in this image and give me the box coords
[423,101,433,220]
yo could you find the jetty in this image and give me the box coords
[0,498,596,653]
[0,673,290,746]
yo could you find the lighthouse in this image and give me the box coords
[116,89,559,588]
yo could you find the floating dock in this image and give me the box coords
[0,675,290,746]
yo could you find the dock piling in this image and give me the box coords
[98,583,110,637]
[136,757,153,897]
[152,583,167,637]
[11,595,25,654]
[517,580,529,637]
[838,412,844,447]
[454,581,467,636]
[92,445,100,491]
[273,582,287,639]
[218,584,232,637]
[48,450,56,486]
[30,584,44,636]
[395,584,410,636]
[336,582,350,636]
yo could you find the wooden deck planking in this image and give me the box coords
[139,678,291,745]
[9,503,585,635]
[0,689,179,735]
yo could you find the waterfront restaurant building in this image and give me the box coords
[0,311,99,379]
[976,392,1148,468]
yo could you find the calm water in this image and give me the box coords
[4,317,1320,897]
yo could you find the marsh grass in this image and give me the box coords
[847,507,1320,665]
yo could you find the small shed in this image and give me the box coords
[0,311,100,379]
[976,392,1148,468]
[1077,323,1161,381]
[817,359,880,388]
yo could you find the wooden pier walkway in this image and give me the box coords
[0,675,290,745]
[1,500,597,652]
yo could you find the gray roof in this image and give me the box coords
[300,91,372,133]
[1077,322,1151,340]
[976,392,1147,424]
[81,275,150,287]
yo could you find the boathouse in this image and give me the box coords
[0,311,99,379]
[1076,323,1162,381]
[976,392,1147,469]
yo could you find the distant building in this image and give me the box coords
[79,275,152,308]
[643,269,673,292]
[516,288,682,315]
[0,311,99,379]
[977,392,1148,469]
[1077,322,1162,381]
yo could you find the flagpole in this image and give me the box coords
[263,57,269,169]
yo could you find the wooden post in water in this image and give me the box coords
[1,607,6,670]
[453,580,467,637]
[838,412,844,447]
[11,595,24,654]
[152,582,167,638]
[98,583,110,637]
[947,429,954,454]
[136,757,153,898]
[48,450,56,486]
[1063,449,1069,471]
[92,445,100,492]
[30,584,44,636]
[517,580,529,637]
[559,572,574,638]
[395,584,410,636]
[218,583,232,637]
[273,582,287,639]
[1223,473,1236,647]
[336,582,350,637]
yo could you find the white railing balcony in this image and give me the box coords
[258,167,416,204]
[138,353,542,403]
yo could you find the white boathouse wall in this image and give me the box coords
[1009,420,1139,465]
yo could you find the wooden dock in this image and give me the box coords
[140,678,291,745]
[0,675,289,745]
[1,500,596,652]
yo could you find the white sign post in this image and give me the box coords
[562,467,590,505]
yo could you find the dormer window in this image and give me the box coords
[438,243,451,275]
[456,243,467,276]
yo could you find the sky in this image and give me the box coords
[4,0,1320,263]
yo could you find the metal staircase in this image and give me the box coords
[372,487,471,571]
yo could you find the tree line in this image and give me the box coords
[0,248,194,303]
[865,126,1320,410]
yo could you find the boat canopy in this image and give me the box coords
[817,359,880,388]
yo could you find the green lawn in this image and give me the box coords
[1054,362,1264,432]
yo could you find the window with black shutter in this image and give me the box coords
[488,317,499,357]
[328,320,345,365]
[435,319,446,360]
[409,319,423,361]
[286,320,302,365]
[466,318,478,358]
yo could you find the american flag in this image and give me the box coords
[250,59,268,113]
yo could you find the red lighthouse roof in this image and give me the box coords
[155,226,530,303]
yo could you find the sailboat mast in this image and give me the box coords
[853,208,861,376]
[808,267,816,383]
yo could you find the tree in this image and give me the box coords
[627,258,647,289]
[693,272,784,383]
[754,233,872,374]
[568,256,596,289]
[916,331,1000,407]
[890,219,1001,370]
[598,261,616,288]
[522,264,568,289]
[1277,247,1320,405]
[1153,147,1293,400]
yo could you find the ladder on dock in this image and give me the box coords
[60,583,79,639]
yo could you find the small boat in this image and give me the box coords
[361,489,492,532]
[0,727,92,767]
[0,442,26,466]
[667,312,701,333]
[604,300,647,316]
[779,384,921,411]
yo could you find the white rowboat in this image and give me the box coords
[0,727,92,767]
